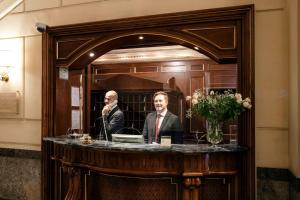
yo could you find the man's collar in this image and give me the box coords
[110,104,117,111]
[157,109,167,117]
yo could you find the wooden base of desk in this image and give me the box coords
[42,139,244,200]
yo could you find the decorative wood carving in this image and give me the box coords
[183,177,202,200]
[63,166,82,200]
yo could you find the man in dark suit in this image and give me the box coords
[143,91,183,144]
[101,90,124,141]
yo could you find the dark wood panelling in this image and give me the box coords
[55,69,85,135]
[136,66,158,72]
[191,64,204,71]
[87,172,178,200]
[57,38,94,59]
[184,26,236,50]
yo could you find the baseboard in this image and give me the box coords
[257,167,300,199]
[0,148,40,159]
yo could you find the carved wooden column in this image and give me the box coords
[183,177,202,200]
[63,166,82,200]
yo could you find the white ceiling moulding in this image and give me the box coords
[0,0,23,20]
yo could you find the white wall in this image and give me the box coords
[0,0,296,176]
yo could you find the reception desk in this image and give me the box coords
[42,137,247,200]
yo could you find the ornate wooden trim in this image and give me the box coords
[183,177,202,200]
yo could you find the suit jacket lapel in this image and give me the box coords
[159,111,170,134]
[107,106,118,121]
[149,112,156,138]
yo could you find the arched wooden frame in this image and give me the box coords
[42,5,254,199]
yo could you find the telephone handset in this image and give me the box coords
[102,99,118,116]
[101,99,118,142]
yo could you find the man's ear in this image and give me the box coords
[110,99,118,107]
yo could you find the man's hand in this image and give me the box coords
[102,105,110,115]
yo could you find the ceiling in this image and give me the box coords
[92,45,209,64]
[0,0,23,20]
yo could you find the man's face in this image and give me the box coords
[154,94,168,112]
[104,92,114,105]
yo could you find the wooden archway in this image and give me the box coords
[42,5,254,199]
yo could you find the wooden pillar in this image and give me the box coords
[183,177,202,200]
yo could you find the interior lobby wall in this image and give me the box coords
[0,0,297,199]
[288,0,300,177]
[0,0,293,175]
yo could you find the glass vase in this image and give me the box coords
[206,120,223,146]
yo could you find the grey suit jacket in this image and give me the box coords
[142,111,183,144]
[102,106,124,141]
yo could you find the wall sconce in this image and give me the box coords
[0,50,13,82]
[0,67,9,82]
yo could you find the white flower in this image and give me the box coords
[235,93,242,99]
[186,89,251,121]
[192,98,198,105]
[245,97,251,103]
[235,93,242,103]
[186,96,192,101]
[243,101,252,109]
[192,92,199,100]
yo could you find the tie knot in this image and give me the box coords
[157,114,162,118]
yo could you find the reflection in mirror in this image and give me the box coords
[89,45,237,144]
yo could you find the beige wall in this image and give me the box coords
[288,0,300,177]
[255,6,289,168]
[0,0,297,175]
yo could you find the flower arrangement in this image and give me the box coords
[186,89,252,145]
[186,89,252,122]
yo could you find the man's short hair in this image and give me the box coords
[107,90,118,100]
[153,91,168,102]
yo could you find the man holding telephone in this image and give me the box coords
[101,90,124,141]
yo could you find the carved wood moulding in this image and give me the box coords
[55,26,237,68]
[50,6,252,68]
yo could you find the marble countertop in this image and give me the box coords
[43,136,248,154]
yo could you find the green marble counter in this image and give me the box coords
[43,136,247,154]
